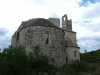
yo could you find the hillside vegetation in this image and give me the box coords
[0,46,100,75]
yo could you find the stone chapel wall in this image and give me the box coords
[14,26,66,67]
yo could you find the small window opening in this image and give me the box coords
[45,31,49,44]
[46,37,49,44]
[74,51,76,57]
[16,32,19,43]
[66,57,68,62]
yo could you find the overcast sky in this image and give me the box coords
[0,0,100,52]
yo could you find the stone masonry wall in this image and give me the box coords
[11,31,19,46]
[64,31,77,45]
[48,18,60,27]
[65,47,80,63]
[12,26,66,67]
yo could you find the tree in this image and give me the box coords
[0,45,55,75]
[0,46,31,75]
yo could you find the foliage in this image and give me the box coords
[0,45,100,75]
[80,49,100,63]
[28,45,50,72]
[60,60,88,75]
[79,49,100,75]
[69,60,84,74]
[59,49,100,75]
[28,45,57,74]
[0,45,56,75]
[0,46,30,75]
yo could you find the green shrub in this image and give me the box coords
[0,46,31,75]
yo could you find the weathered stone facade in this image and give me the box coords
[11,14,80,67]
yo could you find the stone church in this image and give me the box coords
[11,14,80,67]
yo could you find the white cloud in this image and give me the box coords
[82,2,100,19]
[0,0,54,31]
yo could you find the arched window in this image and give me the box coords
[16,32,20,43]
[45,31,49,44]
[46,37,49,44]
[66,57,68,62]
[74,51,76,57]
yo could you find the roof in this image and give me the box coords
[17,18,62,31]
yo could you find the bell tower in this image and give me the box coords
[62,14,80,63]
[62,14,72,31]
